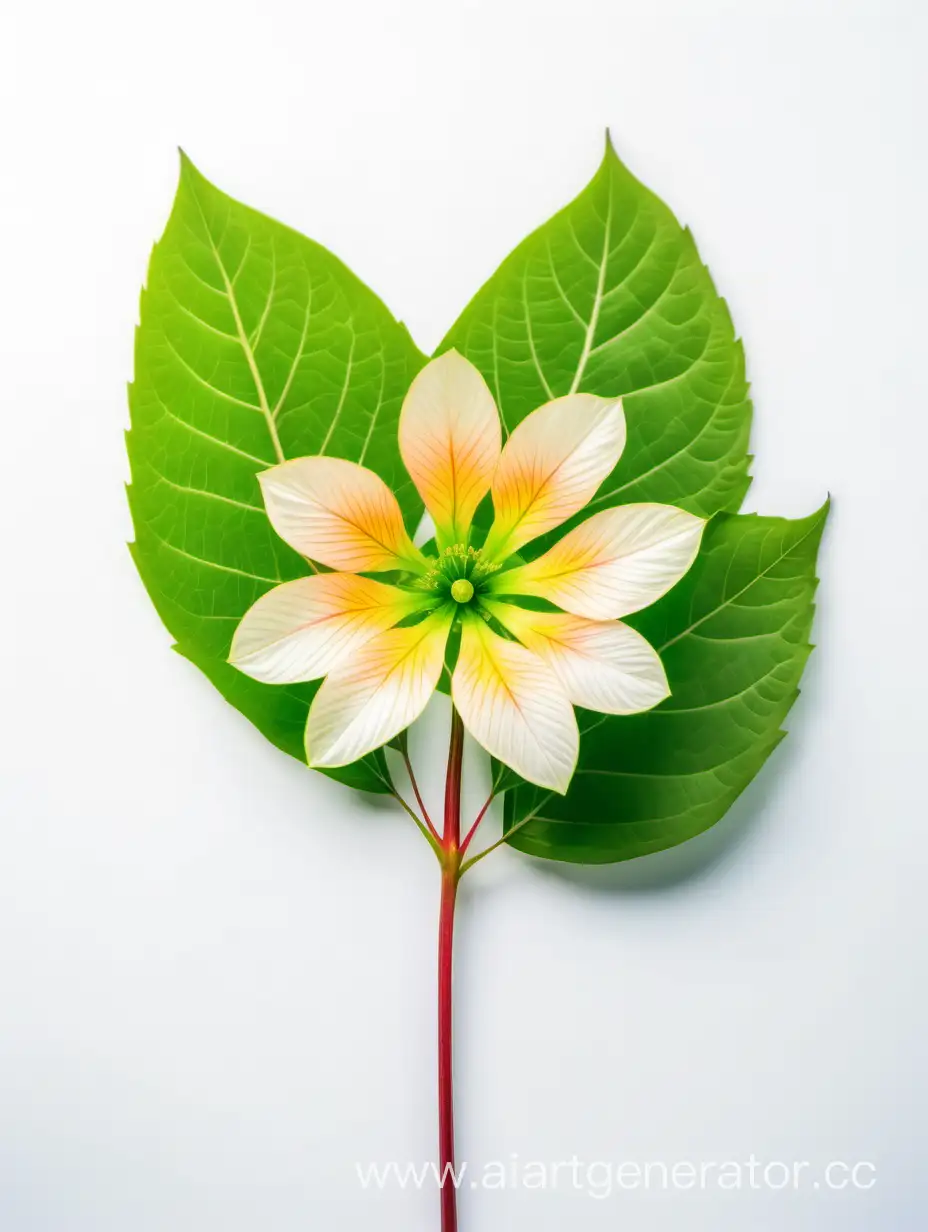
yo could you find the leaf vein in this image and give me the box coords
[145,527,281,584]
[161,334,263,413]
[569,183,613,393]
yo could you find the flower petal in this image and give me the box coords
[486,603,669,715]
[259,456,422,573]
[399,350,502,546]
[493,503,705,619]
[229,574,427,684]
[306,608,453,768]
[451,614,578,793]
[482,393,626,560]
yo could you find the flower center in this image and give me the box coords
[415,543,502,596]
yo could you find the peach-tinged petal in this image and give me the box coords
[229,574,427,684]
[451,614,578,793]
[259,456,423,573]
[399,351,502,545]
[306,608,453,768]
[486,603,669,715]
[482,393,626,560]
[493,503,705,619]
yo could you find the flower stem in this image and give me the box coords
[437,707,464,1232]
[404,749,442,847]
[459,789,494,856]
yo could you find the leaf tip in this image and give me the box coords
[177,147,209,191]
[602,127,621,168]
[814,493,832,525]
[601,126,639,177]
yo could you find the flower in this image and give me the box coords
[229,351,705,793]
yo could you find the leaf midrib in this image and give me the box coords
[658,517,823,652]
[568,176,613,395]
[186,175,285,465]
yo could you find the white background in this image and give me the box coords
[1,1,924,1229]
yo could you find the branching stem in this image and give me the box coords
[404,749,442,846]
[396,709,510,1230]
[460,790,495,856]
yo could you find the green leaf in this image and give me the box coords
[502,504,829,864]
[436,137,823,863]
[440,134,752,545]
[127,154,427,793]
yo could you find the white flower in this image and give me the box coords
[230,351,705,792]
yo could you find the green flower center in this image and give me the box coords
[416,543,501,599]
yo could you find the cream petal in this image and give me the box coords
[259,456,423,573]
[451,614,578,794]
[229,574,426,684]
[305,608,453,768]
[399,350,502,546]
[493,503,705,619]
[482,393,626,560]
[486,603,669,715]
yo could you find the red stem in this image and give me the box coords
[443,707,464,854]
[437,708,464,1232]
[460,790,493,855]
[404,750,441,845]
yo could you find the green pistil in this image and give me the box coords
[450,578,474,603]
[415,543,502,593]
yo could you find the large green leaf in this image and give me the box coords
[127,154,426,793]
[502,505,828,863]
[440,134,752,547]
[438,137,824,862]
